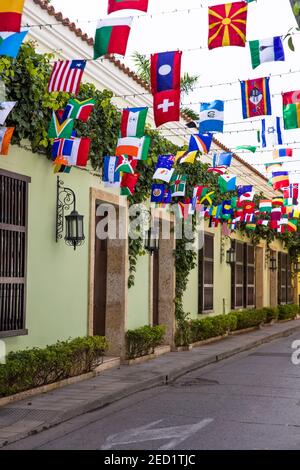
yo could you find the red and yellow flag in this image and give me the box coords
[208,1,248,50]
[0,0,25,32]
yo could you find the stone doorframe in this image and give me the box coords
[88,188,128,358]
[255,246,264,309]
[151,208,176,347]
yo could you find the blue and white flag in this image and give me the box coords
[259,116,283,148]
[103,156,120,187]
[199,100,224,133]
[213,152,232,167]
[188,133,213,153]
[249,36,285,69]
[0,30,28,58]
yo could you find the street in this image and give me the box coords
[4,332,300,450]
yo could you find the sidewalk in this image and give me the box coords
[0,319,300,448]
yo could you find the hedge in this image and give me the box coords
[189,314,237,343]
[0,336,108,398]
[229,308,267,331]
[126,325,166,360]
[277,303,299,320]
[175,305,299,346]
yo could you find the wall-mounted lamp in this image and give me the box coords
[144,227,159,255]
[56,176,85,250]
[269,256,277,272]
[226,247,236,265]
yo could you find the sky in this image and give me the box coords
[50,0,300,185]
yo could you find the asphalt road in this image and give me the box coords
[4,332,300,450]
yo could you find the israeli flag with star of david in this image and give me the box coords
[259,116,283,148]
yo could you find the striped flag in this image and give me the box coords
[48,60,87,95]
[0,127,14,155]
[272,148,293,159]
[120,107,148,138]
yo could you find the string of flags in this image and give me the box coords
[1,0,300,234]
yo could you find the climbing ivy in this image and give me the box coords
[1,42,300,325]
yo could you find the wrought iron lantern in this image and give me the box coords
[56,177,85,250]
[226,247,236,265]
[144,226,159,255]
[269,256,277,272]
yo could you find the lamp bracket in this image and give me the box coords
[56,176,76,243]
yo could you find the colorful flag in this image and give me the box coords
[48,111,74,139]
[0,127,14,155]
[103,156,120,187]
[237,185,253,198]
[237,185,254,203]
[188,134,213,153]
[68,138,91,167]
[207,166,228,175]
[259,116,283,148]
[282,90,300,129]
[284,183,299,206]
[153,89,180,127]
[0,102,16,125]
[257,220,269,227]
[287,220,298,232]
[0,29,28,58]
[115,136,150,160]
[243,202,255,214]
[151,51,182,94]
[153,155,175,182]
[151,184,171,204]
[53,156,72,175]
[241,77,272,119]
[48,60,86,94]
[259,199,272,213]
[170,174,187,197]
[115,155,138,174]
[218,174,236,193]
[52,138,73,160]
[52,138,90,167]
[94,17,132,59]
[120,173,139,196]
[249,36,285,69]
[221,200,234,220]
[62,98,95,122]
[120,107,148,138]
[213,152,232,167]
[0,0,25,32]
[198,187,215,206]
[265,161,283,174]
[199,100,224,133]
[235,145,257,153]
[175,150,198,164]
[272,148,293,159]
[208,2,248,49]
[272,197,284,207]
[272,171,290,190]
[108,0,148,13]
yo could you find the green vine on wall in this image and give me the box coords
[1,42,300,325]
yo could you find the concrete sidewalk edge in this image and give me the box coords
[1,322,300,449]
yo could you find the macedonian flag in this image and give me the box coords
[208,1,248,50]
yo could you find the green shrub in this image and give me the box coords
[0,336,108,398]
[262,307,279,323]
[230,309,267,330]
[126,325,166,360]
[277,304,299,320]
[190,314,234,343]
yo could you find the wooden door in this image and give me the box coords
[152,250,159,326]
[93,207,108,336]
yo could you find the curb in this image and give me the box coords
[1,322,300,448]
